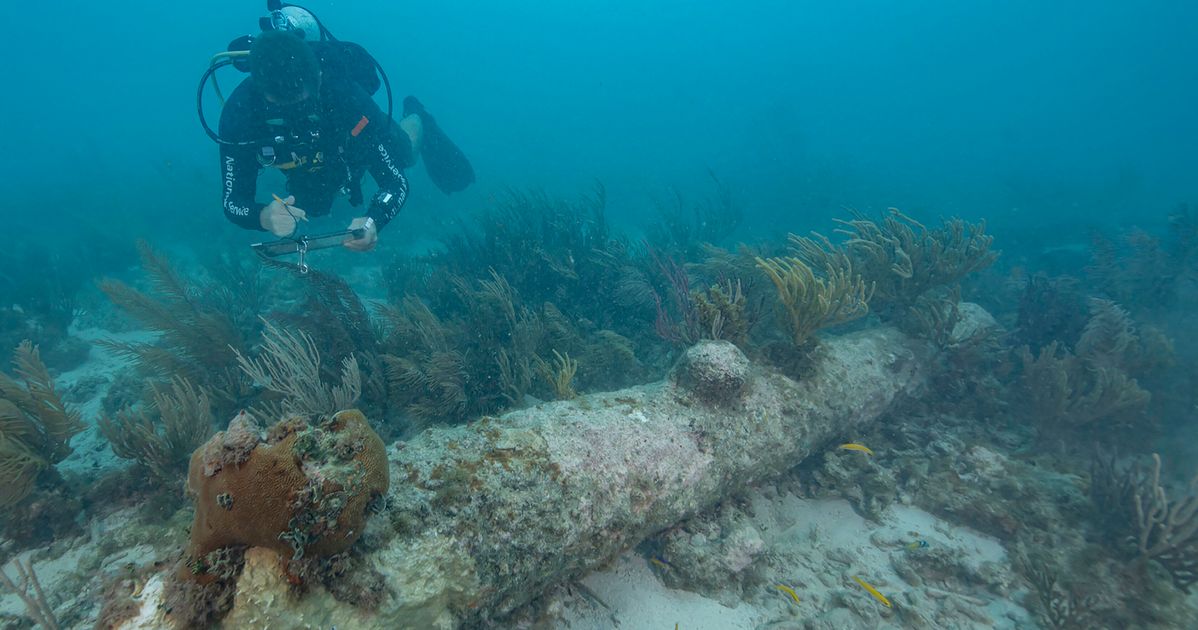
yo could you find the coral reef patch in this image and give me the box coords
[182,409,389,580]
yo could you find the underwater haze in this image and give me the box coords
[1,1,1198,628]
[2,1,1196,232]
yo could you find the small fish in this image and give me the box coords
[853,576,892,608]
[838,443,874,456]
[906,540,928,550]
[774,584,801,605]
[649,555,673,572]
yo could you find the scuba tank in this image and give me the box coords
[197,1,393,147]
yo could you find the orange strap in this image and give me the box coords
[351,115,370,137]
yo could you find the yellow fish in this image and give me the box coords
[838,443,874,456]
[774,584,801,605]
[853,576,892,608]
[649,555,675,572]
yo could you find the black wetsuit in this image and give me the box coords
[218,43,412,232]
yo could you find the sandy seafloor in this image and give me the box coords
[55,326,161,475]
[554,495,1030,629]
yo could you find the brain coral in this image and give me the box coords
[183,409,389,579]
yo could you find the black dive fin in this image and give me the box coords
[404,96,475,194]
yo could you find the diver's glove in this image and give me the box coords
[343,216,378,252]
[260,195,306,237]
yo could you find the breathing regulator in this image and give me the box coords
[196,1,393,148]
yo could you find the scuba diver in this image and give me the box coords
[201,3,474,253]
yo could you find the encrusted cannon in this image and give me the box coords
[211,324,931,629]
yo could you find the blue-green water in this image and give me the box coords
[3,1,1196,238]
